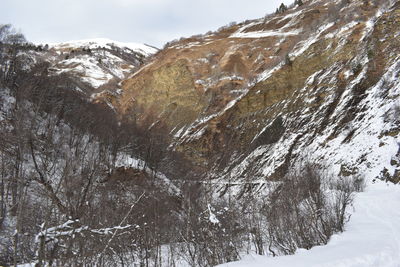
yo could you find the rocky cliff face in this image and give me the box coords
[114,0,400,187]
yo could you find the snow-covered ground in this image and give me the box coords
[218,180,400,267]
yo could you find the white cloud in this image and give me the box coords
[1,0,295,47]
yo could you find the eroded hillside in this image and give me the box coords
[115,0,400,186]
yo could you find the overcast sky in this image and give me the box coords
[1,0,294,48]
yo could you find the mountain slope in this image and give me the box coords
[115,0,399,185]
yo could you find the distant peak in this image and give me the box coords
[46,38,158,56]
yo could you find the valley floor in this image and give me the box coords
[218,180,400,267]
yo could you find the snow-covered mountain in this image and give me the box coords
[116,0,400,185]
[48,38,157,57]
[38,38,157,90]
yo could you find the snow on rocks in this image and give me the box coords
[360,9,384,42]
[290,22,334,59]
[230,29,301,39]
[311,57,400,181]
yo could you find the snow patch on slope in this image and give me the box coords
[56,54,115,88]
[231,29,301,39]
[115,154,181,197]
[290,22,334,58]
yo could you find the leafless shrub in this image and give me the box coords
[177,190,244,267]
[0,24,26,44]
[264,163,363,256]
[331,177,357,232]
